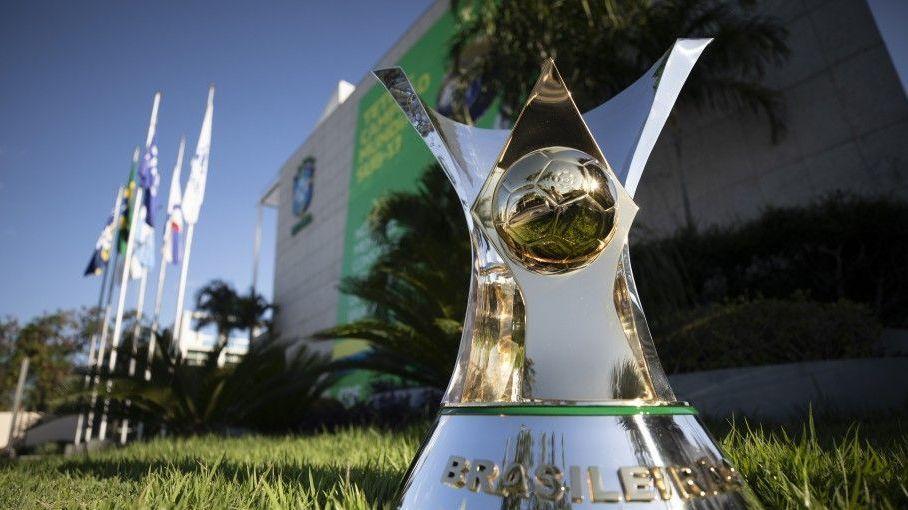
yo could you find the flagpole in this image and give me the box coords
[5,357,29,458]
[74,187,123,446]
[84,198,126,442]
[99,91,160,441]
[146,254,168,378]
[145,92,160,149]
[146,252,169,378]
[146,136,185,379]
[252,204,262,299]
[171,224,194,353]
[127,269,149,379]
[98,183,144,441]
[172,85,214,352]
[118,266,148,444]
[250,204,263,343]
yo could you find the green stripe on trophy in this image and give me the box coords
[439,405,698,417]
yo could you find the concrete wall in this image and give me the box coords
[272,103,355,353]
[635,0,908,234]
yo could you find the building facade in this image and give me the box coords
[263,0,908,400]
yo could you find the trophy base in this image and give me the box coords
[398,406,761,509]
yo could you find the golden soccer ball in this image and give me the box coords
[493,147,617,274]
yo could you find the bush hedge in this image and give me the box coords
[656,297,881,373]
[633,193,908,328]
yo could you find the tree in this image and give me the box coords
[449,0,790,227]
[0,316,20,409]
[0,310,91,411]
[314,165,471,389]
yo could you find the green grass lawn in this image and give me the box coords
[1,415,905,509]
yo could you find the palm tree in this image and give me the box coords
[195,280,274,353]
[194,280,242,355]
[451,0,788,128]
[74,328,335,434]
[448,0,790,227]
[235,290,274,345]
[314,165,471,389]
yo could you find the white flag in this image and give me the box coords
[131,206,153,278]
[162,137,186,264]
[181,86,214,225]
[114,241,144,282]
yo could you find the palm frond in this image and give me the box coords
[448,0,790,139]
[314,165,469,390]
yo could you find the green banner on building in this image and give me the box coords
[333,9,499,401]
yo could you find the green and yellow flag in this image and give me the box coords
[117,148,140,254]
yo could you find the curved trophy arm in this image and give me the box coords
[584,38,712,197]
[374,69,523,403]
[372,68,509,211]
[376,38,712,201]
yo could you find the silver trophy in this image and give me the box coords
[376,39,761,509]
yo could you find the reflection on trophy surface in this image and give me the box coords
[377,39,762,509]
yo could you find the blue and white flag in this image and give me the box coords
[133,138,160,274]
[138,138,160,227]
[83,188,122,276]
[162,137,185,265]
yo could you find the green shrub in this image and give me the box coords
[633,193,908,327]
[656,297,881,374]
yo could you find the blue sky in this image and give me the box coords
[0,1,434,324]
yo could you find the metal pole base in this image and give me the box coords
[398,406,762,509]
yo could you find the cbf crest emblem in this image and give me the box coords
[291,157,315,235]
